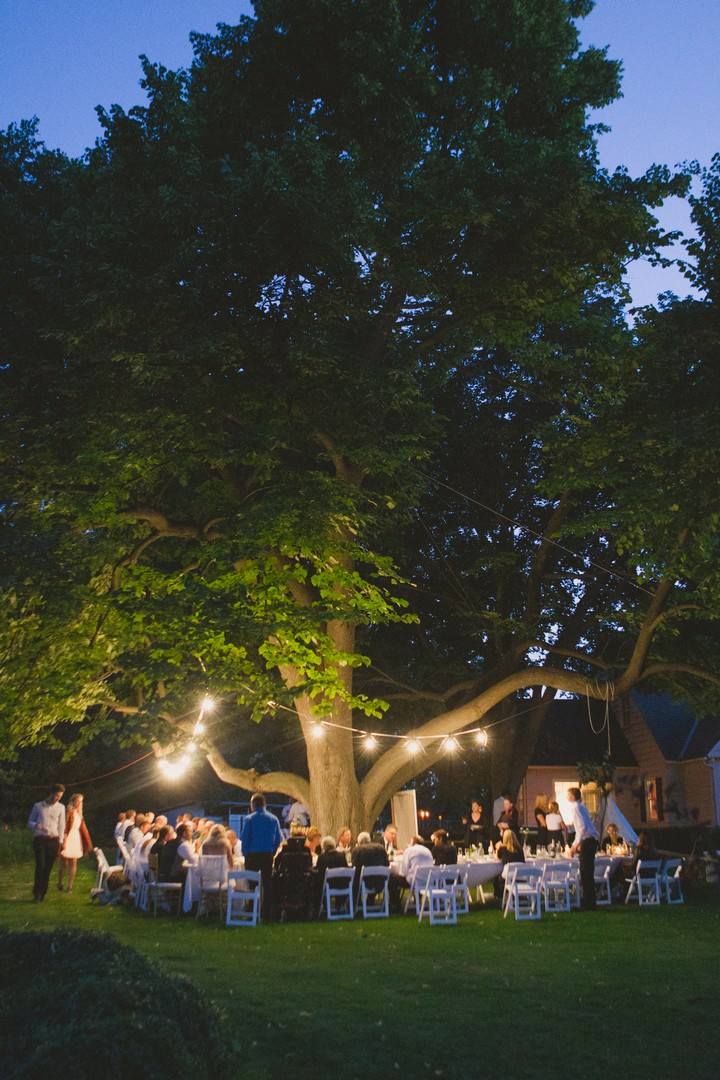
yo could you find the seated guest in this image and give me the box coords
[305,826,322,857]
[493,829,525,899]
[201,823,234,867]
[336,827,353,852]
[151,825,178,881]
[630,831,659,873]
[382,824,399,856]
[398,835,434,888]
[273,833,314,920]
[314,835,349,912]
[430,829,458,866]
[170,823,198,882]
[352,831,394,909]
[601,822,624,852]
[226,828,243,862]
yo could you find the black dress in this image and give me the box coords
[464,815,488,850]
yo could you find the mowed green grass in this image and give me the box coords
[1,849,717,1080]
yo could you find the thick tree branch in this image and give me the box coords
[205,744,311,804]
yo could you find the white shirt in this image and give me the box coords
[569,800,599,845]
[399,843,434,886]
[28,798,66,840]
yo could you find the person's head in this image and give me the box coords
[337,827,352,848]
[357,831,371,845]
[157,826,172,843]
[321,835,337,853]
[410,834,425,846]
[47,784,65,804]
[503,795,515,811]
[567,787,582,803]
[606,823,619,838]
[145,811,155,825]
[177,824,193,842]
[250,793,266,812]
[208,824,226,843]
[117,811,126,823]
[227,829,238,846]
[470,800,482,815]
[432,829,449,845]
[535,793,548,810]
[67,793,83,811]
[384,824,398,843]
[502,829,521,853]
[306,826,322,850]
[126,809,136,820]
[154,815,167,829]
[548,800,559,814]
[636,831,653,849]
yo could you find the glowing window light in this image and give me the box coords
[362,733,378,750]
[475,729,488,749]
[406,738,421,754]
[442,735,459,753]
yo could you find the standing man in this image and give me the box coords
[568,786,599,910]
[240,793,283,920]
[28,784,66,902]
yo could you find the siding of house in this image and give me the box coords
[522,767,579,826]
[676,759,718,825]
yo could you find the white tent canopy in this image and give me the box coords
[594,793,638,845]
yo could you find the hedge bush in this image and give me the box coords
[0,929,234,1079]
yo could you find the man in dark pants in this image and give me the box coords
[568,786,599,910]
[28,784,66,901]
[240,792,283,920]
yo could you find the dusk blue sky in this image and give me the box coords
[1,0,718,306]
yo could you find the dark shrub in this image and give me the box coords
[0,929,233,1079]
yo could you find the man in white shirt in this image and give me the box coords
[399,835,434,888]
[568,786,599,910]
[28,784,66,901]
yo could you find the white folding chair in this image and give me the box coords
[91,848,123,899]
[503,864,543,920]
[359,865,390,919]
[659,858,684,904]
[593,856,614,906]
[226,870,262,926]
[147,853,183,916]
[552,859,581,909]
[321,867,355,920]
[542,862,571,912]
[418,867,457,925]
[625,859,662,905]
[440,864,471,915]
[196,854,229,917]
[403,863,433,915]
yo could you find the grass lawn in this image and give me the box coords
[1,844,718,1080]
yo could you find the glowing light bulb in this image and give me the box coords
[443,736,459,753]
[363,733,378,750]
[475,729,488,748]
[407,738,421,754]
[310,721,325,738]
[201,695,215,712]
[194,721,206,735]
[186,741,197,754]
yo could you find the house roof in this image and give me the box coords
[629,692,720,761]
[530,697,637,768]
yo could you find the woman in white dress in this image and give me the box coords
[58,793,92,893]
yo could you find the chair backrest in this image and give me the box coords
[433,865,461,886]
[199,854,228,885]
[662,857,682,878]
[410,863,434,891]
[636,859,662,877]
[94,848,109,873]
[323,867,355,889]
[228,869,261,890]
[512,865,544,884]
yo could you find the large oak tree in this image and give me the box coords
[2,0,717,834]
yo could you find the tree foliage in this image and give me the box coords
[1,1,717,832]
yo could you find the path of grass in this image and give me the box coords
[1,853,717,1079]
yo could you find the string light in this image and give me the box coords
[406,738,422,754]
[442,735,459,753]
[310,721,326,739]
[475,729,488,748]
[362,733,378,750]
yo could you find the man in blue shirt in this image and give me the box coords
[241,793,283,920]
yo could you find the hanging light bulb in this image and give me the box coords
[201,695,215,713]
[310,721,326,738]
[406,738,421,754]
[475,729,488,749]
[442,735,459,753]
[363,733,378,750]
